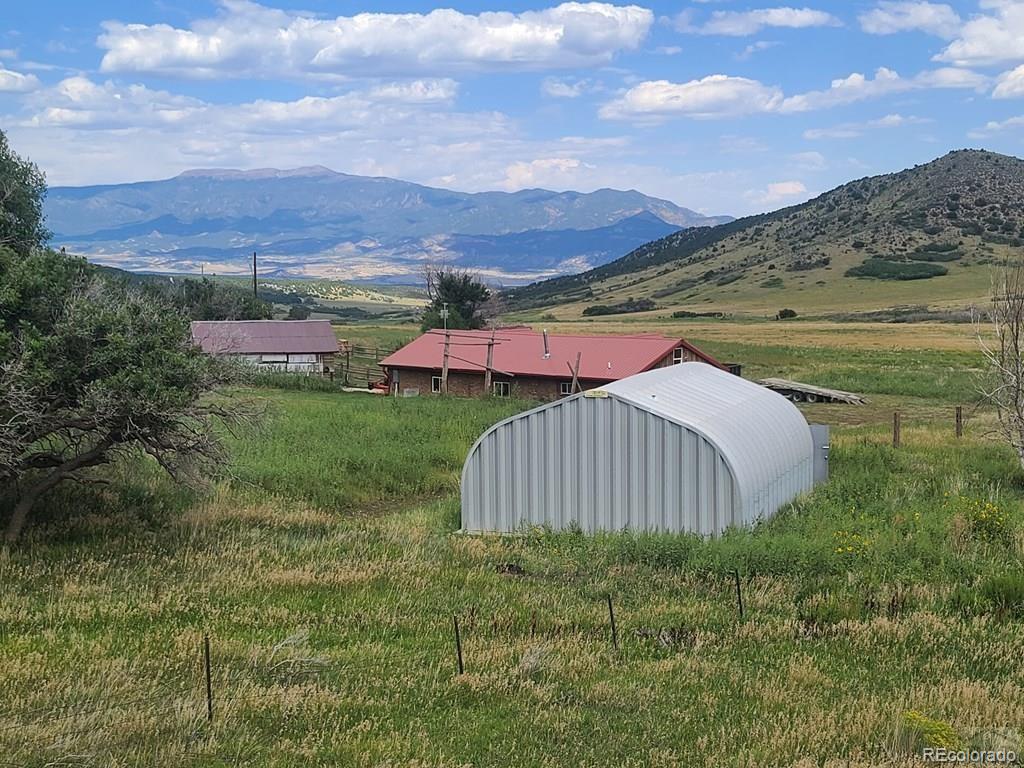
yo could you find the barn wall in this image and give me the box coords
[461,395,740,535]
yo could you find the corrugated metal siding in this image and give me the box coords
[461,363,814,536]
[461,395,739,535]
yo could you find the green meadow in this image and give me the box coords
[1,327,1022,767]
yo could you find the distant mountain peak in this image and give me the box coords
[176,165,340,180]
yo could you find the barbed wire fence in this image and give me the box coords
[0,585,754,765]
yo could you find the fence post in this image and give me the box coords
[606,595,618,650]
[203,635,213,723]
[955,405,963,439]
[452,614,464,675]
[892,411,901,449]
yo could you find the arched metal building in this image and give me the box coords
[460,363,818,535]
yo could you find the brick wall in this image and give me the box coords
[389,367,585,401]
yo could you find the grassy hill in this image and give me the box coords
[506,149,1024,318]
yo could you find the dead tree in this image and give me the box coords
[977,262,1024,468]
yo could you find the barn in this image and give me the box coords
[460,362,825,536]
[191,320,339,374]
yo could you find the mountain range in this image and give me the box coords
[44,167,730,285]
[507,150,1024,316]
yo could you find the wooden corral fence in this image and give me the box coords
[336,342,400,388]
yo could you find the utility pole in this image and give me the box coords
[441,329,451,395]
[484,328,495,395]
[252,251,258,300]
[441,302,449,331]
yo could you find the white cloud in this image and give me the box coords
[367,79,458,103]
[698,7,840,36]
[653,45,683,55]
[803,113,929,139]
[745,180,808,206]
[602,66,985,121]
[503,157,592,189]
[791,150,826,170]
[937,1,1024,67]
[0,65,40,93]
[599,75,784,120]
[736,40,781,59]
[779,66,985,112]
[993,64,1024,98]
[541,77,598,98]
[859,2,960,38]
[97,0,654,79]
[971,115,1024,135]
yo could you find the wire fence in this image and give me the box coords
[0,587,752,764]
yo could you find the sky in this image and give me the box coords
[2,1,1024,216]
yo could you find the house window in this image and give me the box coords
[673,347,685,364]
[260,353,288,365]
[560,381,574,396]
[431,375,442,393]
[493,381,511,398]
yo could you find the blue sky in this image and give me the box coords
[3,1,1024,216]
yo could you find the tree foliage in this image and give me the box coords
[421,266,491,331]
[0,248,253,542]
[164,277,273,320]
[0,129,49,256]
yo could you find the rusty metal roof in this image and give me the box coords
[191,320,339,355]
[379,328,721,380]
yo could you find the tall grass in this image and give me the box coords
[2,389,1022,766]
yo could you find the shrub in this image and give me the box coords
[582,298,657,316]
[776,308,798,320]
[845,258,948,280]
[945,493,1015,546]
[892,711,964,753]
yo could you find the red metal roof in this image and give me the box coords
[379,328,722,381]
[191,320,339,355]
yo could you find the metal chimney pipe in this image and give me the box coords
[542,329,550,359]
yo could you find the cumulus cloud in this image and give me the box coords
[803,113,929,139]
[971,114,1024,136]
[858,2,960,38]
[601,66,985,121]
[599,75,784,120]
[778,66,985,112]
[502,157,593,189]
[696,7,840,36]
[745,180,808,206]
[97,0,654,79]
[937,1,1024,66]
[0,65,40,93]
[993,64,1024,98]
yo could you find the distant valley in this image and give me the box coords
[45,167,730,285]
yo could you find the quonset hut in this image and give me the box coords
[460,362,822,536]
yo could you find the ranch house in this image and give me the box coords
[378,328,725,400]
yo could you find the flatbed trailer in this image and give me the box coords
[758,378,866,405]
